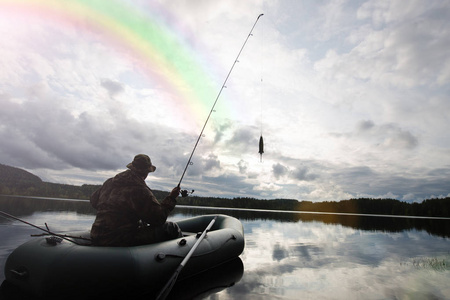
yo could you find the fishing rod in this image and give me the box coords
[0,210,89,245]
[178,14,264,192]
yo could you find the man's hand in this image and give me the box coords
[169,186,181,199]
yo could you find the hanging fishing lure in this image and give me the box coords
[259,135,264,162]
[258,21,265,164]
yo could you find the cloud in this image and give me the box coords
[327,164,450,201]
[0,86,190,174]
[332,120,419,150]
[229,127,259,152]
[203,153,221,172]
[291,165,318,181]
[100,79,124,98]
[213,121,232,143]
[315,0,450,88]
[237,159,248,174]
[200,173,254,197]
[358,120,419,149]
[272,243,289,262]
[272,163,289,180]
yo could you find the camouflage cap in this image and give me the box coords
[126,154,156,173]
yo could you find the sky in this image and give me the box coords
[1,0,449,202]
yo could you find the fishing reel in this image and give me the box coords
[181,189,195,197]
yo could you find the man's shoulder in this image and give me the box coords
[113,170,144,186]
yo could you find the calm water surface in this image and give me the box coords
[0,195,449,299]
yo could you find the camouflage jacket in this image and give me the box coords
[90,169,176,246]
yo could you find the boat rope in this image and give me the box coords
[178,14,264,190]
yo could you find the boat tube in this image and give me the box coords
[3,214,245,298]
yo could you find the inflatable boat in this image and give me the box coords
[3,214,245,298]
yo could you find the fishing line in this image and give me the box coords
[258,17,265,163]
[178,14,264,191]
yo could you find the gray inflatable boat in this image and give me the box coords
[4,214,245,298]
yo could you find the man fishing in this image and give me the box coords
[90,154,182,246]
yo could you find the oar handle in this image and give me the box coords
[180,216,217,267]
[155,216,218,300]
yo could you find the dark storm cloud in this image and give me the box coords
[272,163,288,180]
[230,127,255,144]
[357,120,375,131]
[0,92,189,174]
[272,152,449,201]
[237,159,248,174]
[215,125,259,154]
[100,79,124,98]
[333,166,375,180]
[272,243,289,261]
[213,120,232,143]
[200,173,255,197]
[203,153,220,171]
[201,173,248,189]
[330,165,450,200]
[235,131,260,161]
[332,120,419,150]
[292,243,324,261]
[291,165,318,181]
[270,157,320,182]
[356,120,419,149]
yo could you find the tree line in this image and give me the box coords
[1,163,449,217]
[178,196,450,217]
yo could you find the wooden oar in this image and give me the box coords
[155,215,218,300]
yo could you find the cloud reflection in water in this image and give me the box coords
[224,218,450,299]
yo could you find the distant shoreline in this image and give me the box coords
[1,163,449,218]
[2,194,449,220]
[180,204,450,220]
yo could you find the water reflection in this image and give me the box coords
[1,195,449,299]
[233,218,450,299]
[178,206,450,238]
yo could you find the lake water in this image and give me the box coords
[0,195,449,299]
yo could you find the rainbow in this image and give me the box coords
[0,0,230,127]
